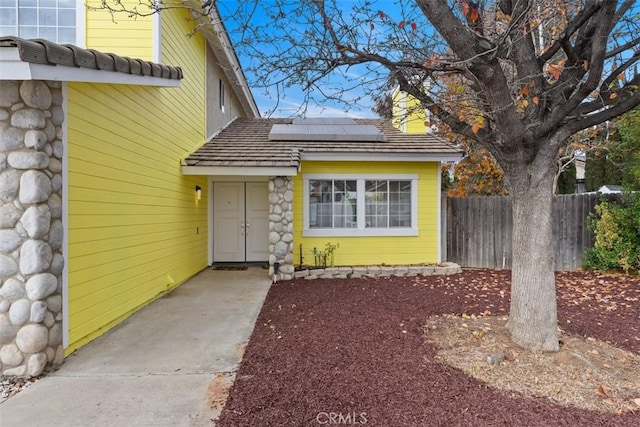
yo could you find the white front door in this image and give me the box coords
[213,182,268,262]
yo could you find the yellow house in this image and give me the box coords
[0,2,257,377]
[182,117,462,278]
[392,85,435,134]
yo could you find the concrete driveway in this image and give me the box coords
[0,267,271,426]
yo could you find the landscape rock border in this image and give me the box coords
[294,262,462,280]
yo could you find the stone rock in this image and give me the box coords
[48,157,61,173]
[0,314,17,345]
[0,204,21,228]
[0,298,9,313]
[46,294,61,313]
[268,192,280,204]
[10,103,24,112]
[20,81,52,110]
[0,169,20,202]
[0,122,25,151]
[19,170,51,204]
[53,344,64,364]
[16,324,48,353]
[0,108,8,120]
[24,130,48,150]
[282,233,293,243]
[25,273,57,300]
[50,88,62,106]
[43,311,54,328]
[30,300,47,322]
[9,298,30,325]
[272,204,282,215]
[274,241,288,258]
[11,108,45,130]
[0,343,23,366]
[43,120,56,142]
[27,352,48,376]
[50,253,64,275]
[51,174,62,192]
[0,81,20,107]
[48,193,61,218]
[20,206,51,239]
[285,211,293,222]
[20,240,53,275]
[0,278,25,302]
[50,106,64,126]
[45,346,54,362]
[0,152,5,172]
[8,151,50,170]
[0,229,22,252]
[0,254,18,278]
[49,220,63,251]
[3,364,27,377]
[283,190,293,202]
[269,231,280,245]
[51,140,63,158]
[43,143,52,156]
[48,323,62,346]
[487,352,505,366]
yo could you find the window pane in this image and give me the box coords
[389,180,411,227]
[58,0,74,6]
[0,0,17,7]
[57,8,73,26]
[332,180,356,228]
[18,7,36,25]
[57,26,74,43]
[38,7,56,26]
[0,8,16,25]
[309,180,332,228]
[18,25,37,38]
[38,0,56,7]
[365,180,388,228]
[38,25,56,40]
[0,25,18,35]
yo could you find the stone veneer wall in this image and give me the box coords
[0,80,65,377]
[268,176,294,280]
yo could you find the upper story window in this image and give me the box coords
[219,79,225,112]
[0,0,76,44]
[304,174,419,237]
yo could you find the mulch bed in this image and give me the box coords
[217,270,640,426]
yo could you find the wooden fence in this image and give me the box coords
[442,193,622,271]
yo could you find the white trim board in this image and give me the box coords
[300,152,463,162]
[182,165,298,177]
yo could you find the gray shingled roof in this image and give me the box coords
[184,117,461,168]
[0,36,183,80]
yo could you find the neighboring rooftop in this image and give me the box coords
[183,117,462,174]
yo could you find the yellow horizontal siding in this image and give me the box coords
[84,0,154,59]
[293,161,439,267]
[66,8,207,353]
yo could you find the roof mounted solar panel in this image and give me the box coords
[269,119,386,142]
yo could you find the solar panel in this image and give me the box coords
[269,119,386,141]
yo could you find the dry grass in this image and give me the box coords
[424,314,640,414]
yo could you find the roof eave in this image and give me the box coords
[300,152,463,162]
[182,165,298,176]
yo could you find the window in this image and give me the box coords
[219,79,225,111]
[0,0,76,44]
[304,174,418,237]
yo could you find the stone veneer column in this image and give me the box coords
[0,80,65,377]
[268,176,294,280]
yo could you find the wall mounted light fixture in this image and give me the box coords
[195,185,202,200]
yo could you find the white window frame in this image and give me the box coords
[0,0,83,45]
[303,174,419,237]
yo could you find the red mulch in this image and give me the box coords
[217,270,640,426]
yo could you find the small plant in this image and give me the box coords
[312,242,340,268]
[583,192,640,273]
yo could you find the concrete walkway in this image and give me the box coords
[0,267,272,426]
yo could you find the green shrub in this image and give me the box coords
[583,192,640,273]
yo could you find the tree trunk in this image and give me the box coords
[506,168,560,352]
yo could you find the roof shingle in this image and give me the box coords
[184,117,461,168]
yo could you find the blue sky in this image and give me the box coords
[217,1,395,119]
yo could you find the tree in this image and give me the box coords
[610,108,640,190]
[104,0,640,351]
[221,0,640,352]
[556,161,576,194]
[585,149,623,191]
